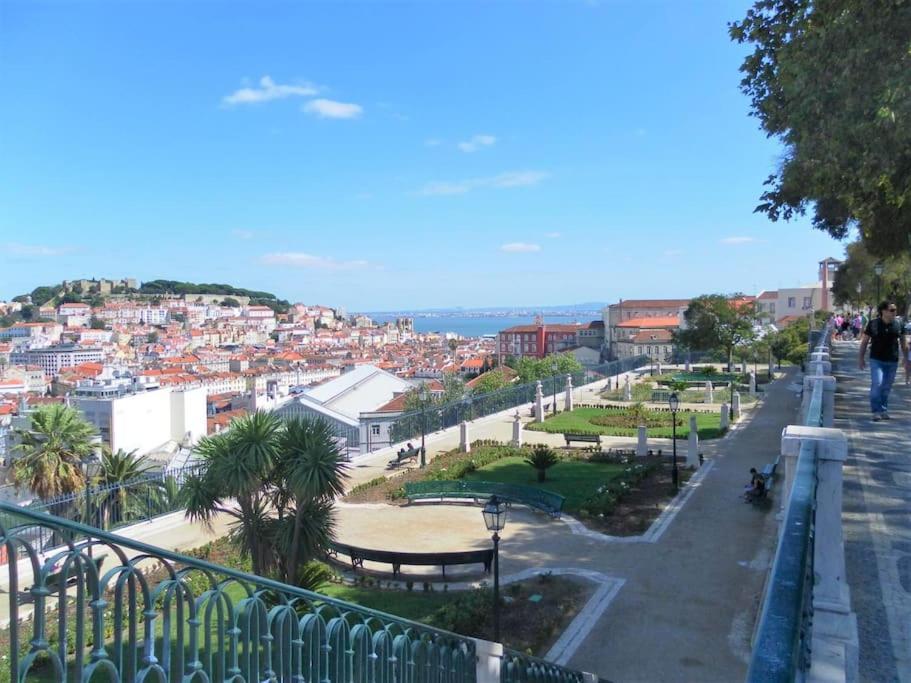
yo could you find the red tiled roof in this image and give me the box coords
[631,329,673,343]
[611,299,689,308]
[616,316,680,329]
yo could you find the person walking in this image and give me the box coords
[858,301,909,421]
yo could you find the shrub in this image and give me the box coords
[524,446,559,482]
[426,587,493,635]
[349,476,387,496]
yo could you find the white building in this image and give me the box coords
[74,384,206,456]
[275,364,415,456]
[11,345,104,377]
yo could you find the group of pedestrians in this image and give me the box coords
[834,311,866,340]
[858,301,910,421]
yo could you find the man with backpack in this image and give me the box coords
[858,301,909,421]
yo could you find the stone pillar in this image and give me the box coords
[704,381,714,404]
[749,372,757,396]
[472,637,504,683]
[623,376,632,401]
[720,403,730,430]
[512,411,522,447]
[809,359,832,376]
[564,374,574,412]
[686,415,699,468]
[732,392,742,420]
[657,362,662,376]
[684,358,691,373]
[802,375,837,427]
[460,421,470,453]
[535,381,545,423]
[636,426,647,457]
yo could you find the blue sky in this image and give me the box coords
[0,0,846,311]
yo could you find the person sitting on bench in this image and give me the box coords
[743,467,765,502]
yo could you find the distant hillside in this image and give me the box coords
[13,278,291,314]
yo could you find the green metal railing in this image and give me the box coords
[746,323,832,681]
[500,649,585,683]
[0,503,477,683]
[388,357,648,449]
[404,481,565,517]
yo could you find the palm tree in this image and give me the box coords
[12,404,95,500]
[525,446,560,483]
[94,448,162,529]
[277,416,348,585]
[184,411,282,577]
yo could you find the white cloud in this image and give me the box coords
[545,231,562,239]
[500,242,541,253]
[303,98,363,119]
[222,76,318,106]
[260,252,370,271]
[3,243,71,257]
[458,134,497,153]
[720,236,758,245]
[232,229,254,240]
[424,138,442,147]
[420,170,549,196]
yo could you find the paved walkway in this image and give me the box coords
[831,341,911,683]
[340,369,801,682]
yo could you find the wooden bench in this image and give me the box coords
[388,446,421,468]
[328,543,493,578]
[563,433,601,446]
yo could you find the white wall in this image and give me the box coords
[169,387,207,445]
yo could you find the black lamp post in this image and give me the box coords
[419,386,428,468]
[82,444,102,557]
[875,262,885,303]
[482,495,507,642]
[729,377,735,421]
[668,393,679,491]
[551,359,558,417]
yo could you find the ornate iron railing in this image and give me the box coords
[404,481,565,517]
[0,503,478,683]
[500,649,585,683]
[746,323,832,681]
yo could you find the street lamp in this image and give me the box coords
[83,439,102,557]
[875,262,885,303]
[551,358,558,417]
[729,376,735,421]
[418,385,428,468]
[668,393,679,491]
[482,495,507,642]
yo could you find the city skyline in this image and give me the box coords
[1,1,845,309]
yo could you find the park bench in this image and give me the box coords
[527,403,552,417]
[563,433,601,446]
[21,556,105,601]
[404,480,565,518]
[328,542,493,578]
[388,446,421,468]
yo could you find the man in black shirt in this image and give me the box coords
[858,301,909,421]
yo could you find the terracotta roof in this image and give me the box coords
[616,316,680,329]
[758,290,778,300]
[374,392,411,413]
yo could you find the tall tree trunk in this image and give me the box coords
[286,504,306,586]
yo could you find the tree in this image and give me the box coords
[471,369,511,395]
[30,286,59,306]
[89,316,106,330]
[674,295,756,371]
[221,297,240,308]
[525,446,559,483]
[831,239,911,313]
[514,353,582,384]
[19,305,34,321]
[94,448,162,527]
[183,412,347,584]
[11,404,95,500]
[730,0,911,255]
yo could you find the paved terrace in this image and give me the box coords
[831,340,911,682]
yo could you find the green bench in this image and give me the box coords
[328,542,493,578]
[563,433,600,446]
[404,480,565,518]
[388,446,421,468]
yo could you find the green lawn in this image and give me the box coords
[525,407,725,439]
[463,456,627,513]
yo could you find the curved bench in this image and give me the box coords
[404,480,565,518]
[328,542,493,578]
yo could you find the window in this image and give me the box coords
[803,296,813,310]
[770,303,776,314]
[371,424,381,436]
[788,297,796,307]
